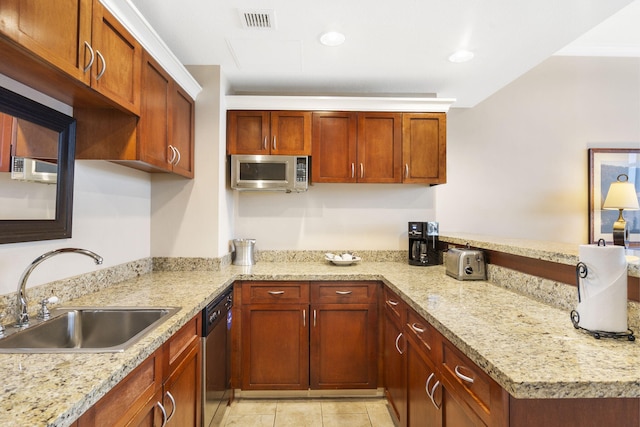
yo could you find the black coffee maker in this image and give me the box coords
[408,221,441,266]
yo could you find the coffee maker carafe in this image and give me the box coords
[408,221,441,266]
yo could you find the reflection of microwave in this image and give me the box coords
[11,157,57,184]
[231,155,309,193]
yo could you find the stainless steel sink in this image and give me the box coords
[0,307,180,353]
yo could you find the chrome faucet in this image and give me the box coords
[16,248,103,327]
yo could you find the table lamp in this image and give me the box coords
[602,173,639,247]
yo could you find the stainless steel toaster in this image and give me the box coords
[445,248,486,280]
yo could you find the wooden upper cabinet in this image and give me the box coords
[0,0,141,114]
[402,113,446,184]
[137,51,194,177]
[0,113,14,172]
[227,110,311,155]
[312,111,401,183]
[89,1,141,114]
[357,112,402,183]
[312,112,357,183]
[0,0,92,83]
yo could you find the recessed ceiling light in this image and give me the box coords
[319,31,345,47]
[448,50,474,63]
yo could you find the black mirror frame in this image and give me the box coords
[0,86,76,244]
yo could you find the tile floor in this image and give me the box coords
[222,398,396,427]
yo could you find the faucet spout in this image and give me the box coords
[16,248,103,327]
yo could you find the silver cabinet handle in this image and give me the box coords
[165,391,176,422]
[263,136,267,150]
[313,309,317,327]
[351,163,355,178]
[411,323,426,333]
[430,380,441,409]
[394,332,404,355]
[335,290,352,295]
[404,163,409,179]
[387,299,399,307]
[425,372,434,396]
[360,163,364,178]
[173,147,181,166]
[272,135,276,150]
[168,145,177,165]
[156,401,168,427]
[268,290,285,295]
[303,309,306,327]
[425,373,441,409]
[83,41,94,73]
[454,365,475,384]
[95,50,106,80]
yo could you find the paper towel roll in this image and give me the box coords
[576,244,628,333]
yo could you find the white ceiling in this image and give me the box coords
[130,0,638,108]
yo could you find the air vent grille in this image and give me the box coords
[239,9,276,30]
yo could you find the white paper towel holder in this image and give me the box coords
[571,239,635,341]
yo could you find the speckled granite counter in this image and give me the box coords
[1,260,640,426]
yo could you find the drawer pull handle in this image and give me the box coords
[336,290,353,295]
[425,372,435,395]
[95,50,106,80]
[404,163,409,179]
[165,391,176,422]
[156,401,168,427]
[268,291,285,295]
[395,332,404,355]
[455,365,475,384]
[303,309,306,327]
[387,299,399,306]
[263,136,267,150]
[411,323,426,333]
[314,309,317,327]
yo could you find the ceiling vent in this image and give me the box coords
[239,9,277,30]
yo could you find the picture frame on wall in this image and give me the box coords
[588,148,640,247]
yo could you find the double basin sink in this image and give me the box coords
[0,307,180,353]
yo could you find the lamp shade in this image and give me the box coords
[603,176,640,210]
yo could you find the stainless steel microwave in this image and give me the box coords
[230,155,309,192]
[11,156,57,184]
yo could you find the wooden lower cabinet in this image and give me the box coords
[241,303,309,390]
[238,281,379,391]
[407,341,441,427]
[78,314,201,427]
[383,292,407,426]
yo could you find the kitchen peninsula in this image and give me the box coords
[1,234,639,426]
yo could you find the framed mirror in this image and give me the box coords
[0,86,76,244]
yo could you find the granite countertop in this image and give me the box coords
[1,259,640,426]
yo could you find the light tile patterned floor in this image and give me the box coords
[223,398,395,427]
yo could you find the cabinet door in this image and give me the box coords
[127,388,165,427]
[407,343,442,427]
[0,0,92,83]
[90,0,141,114]
[241,304,309,389]
[270,111,312,155]
[402,113,446,184]
[0,113,13,172]
[227,111,270,154]
[384,309,407,426]
[164,341,202,427]
[311,112,357,183]
[310,303,378,389]
[170,86,195,178]
[139,51,171,170]
[357,112,402,183]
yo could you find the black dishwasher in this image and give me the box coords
[202,287,233,427]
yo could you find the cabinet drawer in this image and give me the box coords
[242,281,309,304]
[165,314,201,373]
[383,287,406,324]
[311,281,378,304]
[441,339,497,422]
[405,308,439,363]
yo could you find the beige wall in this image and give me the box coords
[437,56,640,244]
